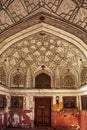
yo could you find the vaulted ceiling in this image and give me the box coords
[0,0,87,88]
[0,0,87,34]
[1,32,86,73]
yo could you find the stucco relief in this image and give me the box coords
[10,68,26,88]
[0,66,6,85]
[0,32,86,88]
[81,66,87,86]
[62,70,76,88]
[59,66,79,88]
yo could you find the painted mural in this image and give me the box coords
[0,112,10,130]
[52,111,80,130]
[10,110,33,128]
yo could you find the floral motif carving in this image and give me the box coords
[0,66,6,85]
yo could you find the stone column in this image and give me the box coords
[55,67,60,88]
[26,69,31,88]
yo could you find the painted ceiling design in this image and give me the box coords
[1,32,86,74]
[0,0,87,34]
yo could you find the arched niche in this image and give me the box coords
[61,69,76,89]
[33,70,53,88]
[9,67,25,88]
[35,73,51,89]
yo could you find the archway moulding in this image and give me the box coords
[0,23,87,58]
[0,12,87,43]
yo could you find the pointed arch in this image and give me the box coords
[10,67,25,88]
[33,69,53,88]
[35,73,51,89]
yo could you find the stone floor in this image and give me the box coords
[5,127,77,130]
[5,127,52,130]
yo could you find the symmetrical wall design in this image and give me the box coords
[0,1,87,129]
[0,32,86,88]
[0,0,87,34]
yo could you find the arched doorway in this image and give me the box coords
[35,73,51,89]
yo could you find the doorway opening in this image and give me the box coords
[34,97,52,127]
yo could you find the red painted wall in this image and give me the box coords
[80,111,87,130]
[10,109,33,128]
[1,110,87,130]
[0,112,10,130]
[0,110,33,129]
[51,111,80,129]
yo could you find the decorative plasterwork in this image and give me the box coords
[61,69,76,88]
[11,70,25,88]
[0,0,87,34]
[0,23,86,89]
[81,66,87,86]
[0,66,6,85]
[0,23,87,56]
[0,31,86,76]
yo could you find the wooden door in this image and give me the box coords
[35,97,51,127]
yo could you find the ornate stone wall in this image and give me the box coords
[0,32,86,89]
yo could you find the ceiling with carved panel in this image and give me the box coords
[0,0,87,89]
[0,0,87,34]
[0,32,86,75]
